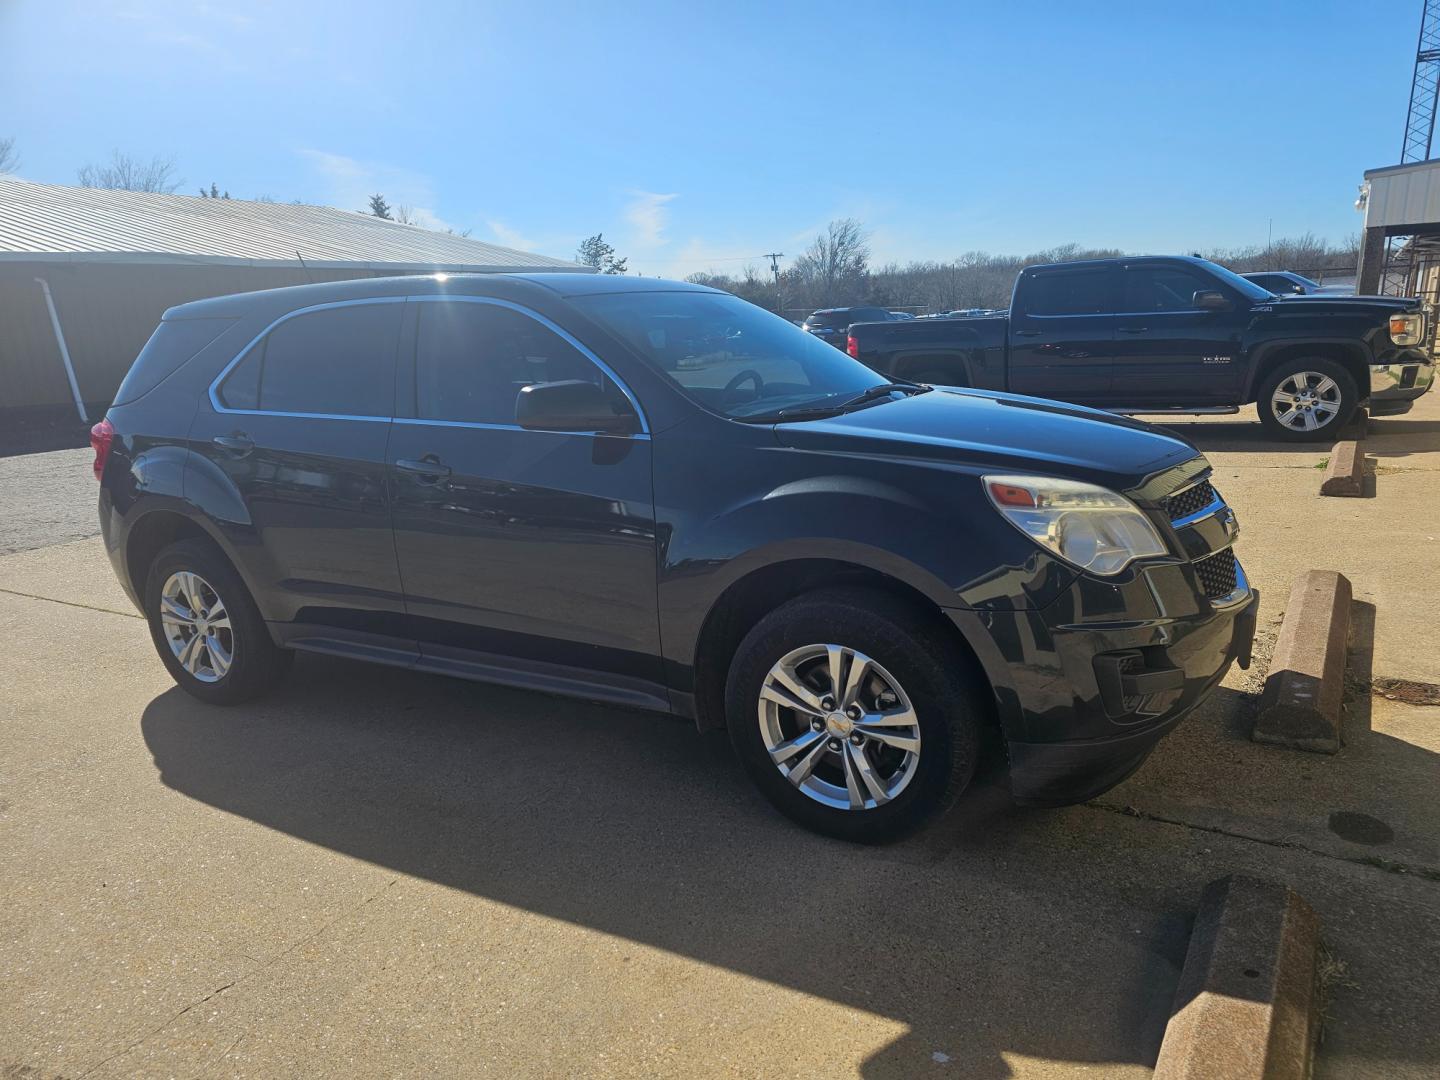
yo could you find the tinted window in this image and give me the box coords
[115,318,233,405]
[573,290,887,419]
[414,302,615,425]
[1024,269,1117,315]
[220,303,401,416]
[1122,267,1217,311]
[849,307,892,323]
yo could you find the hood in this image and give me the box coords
[1267,293,1419,314]
[774,387,1201,493]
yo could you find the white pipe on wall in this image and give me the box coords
[33,276,87,424]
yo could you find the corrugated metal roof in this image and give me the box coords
[0,177,590,273]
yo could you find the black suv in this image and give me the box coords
[95,274,1256,841]
[802,306,894,349]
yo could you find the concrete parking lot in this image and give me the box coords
[3,401,1439,1077]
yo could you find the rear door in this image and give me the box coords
[1007,266,1120,404]
[1109,264,1244,406]
[387,297,664,706]
[195,299,411,650]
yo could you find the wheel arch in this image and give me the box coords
[688,556,995,734]
[1244,340,1369,404]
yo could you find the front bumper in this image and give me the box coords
[950,555,1259,806]
[1369,356,1434,412]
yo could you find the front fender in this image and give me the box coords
[658,475,1073,683]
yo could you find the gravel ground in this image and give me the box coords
[0,447,99,555]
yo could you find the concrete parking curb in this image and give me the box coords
[1319,440,1364,497]
[1254,570,1352,753]
[1154,875,1321,1080]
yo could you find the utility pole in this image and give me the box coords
[764,252,784,314]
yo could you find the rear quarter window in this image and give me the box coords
[112,318,234,406]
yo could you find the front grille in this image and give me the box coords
[1166,479,1217,522]
[1193,549,1238,600]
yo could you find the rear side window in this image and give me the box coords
[849,307,891,323]
[113,318,233,406]
[1023,269,1117,316]
[218,303,401,417]
[413,302,616,425]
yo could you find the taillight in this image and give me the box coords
[846,334,859,358]
[90,418,114,482]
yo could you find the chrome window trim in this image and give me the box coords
[404,294,650,434]
[205,293,651,437]
[208,297,406,421]
[391,416,649,441]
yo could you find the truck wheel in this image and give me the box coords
[1256,359,1356,441]
[143,538,293,705]
[725,587,984,842]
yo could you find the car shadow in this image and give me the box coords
[139,652,1188,1078]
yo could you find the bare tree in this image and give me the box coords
[0,136,18,174]
[77,150,182,193]
[789,219,871,307]
[393,204,418,225]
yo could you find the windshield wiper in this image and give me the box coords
[748,383,929,424]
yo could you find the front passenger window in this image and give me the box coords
[413,302,621,425]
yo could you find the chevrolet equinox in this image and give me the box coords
[95,274,1257,841]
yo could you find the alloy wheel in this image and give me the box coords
[1270,371,1342,432]
[159,571,233,683]
[757,644,922,811]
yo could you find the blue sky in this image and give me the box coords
[0,0,1417,276]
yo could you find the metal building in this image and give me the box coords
[0,177,591,424]
[1356,160,1440,306]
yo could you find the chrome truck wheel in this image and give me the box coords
[1269,370,1342,433]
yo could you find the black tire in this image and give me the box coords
[143,538,292,705]
[1255,358,1357,442]
[725,587,986,843]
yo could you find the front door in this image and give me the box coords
[194,299,410,648]
[387,298,664,707]
[1007,265,1120,404]
[1109,264,1244,406]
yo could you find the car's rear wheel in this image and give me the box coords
[143,538,292,704]
[726,587,985,842]
[1256,358,1356,441]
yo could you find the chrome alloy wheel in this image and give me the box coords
[1271,371,1342,432]
[159,571,233,683]
[757,644,921,811]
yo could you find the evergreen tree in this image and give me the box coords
[576,233,627,274]
[367,193,393,219]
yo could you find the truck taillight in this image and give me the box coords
[846,334,859,358]
[90,418,114,482]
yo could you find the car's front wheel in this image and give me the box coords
[725,587,986,842]
[143,538,292,704]
[1256,358,1356,441]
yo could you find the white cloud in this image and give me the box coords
[297,149,454,232]
[624,190,678,249]
[487,220,536,251]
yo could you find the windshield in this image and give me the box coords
[573,291,893,420]
[1197,259,1275,302]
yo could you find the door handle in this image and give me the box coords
[212,433,253,454]
[1014,330,1041,337]
[1117,326,1150,334]
[395,456,452,481]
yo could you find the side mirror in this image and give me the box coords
[1193,290,1232,311]
[516,379,639,435]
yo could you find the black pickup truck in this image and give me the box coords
[847,256,1435,440]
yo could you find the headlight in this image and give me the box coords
[983,474,1169,576]
[1390,313,1423,346]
